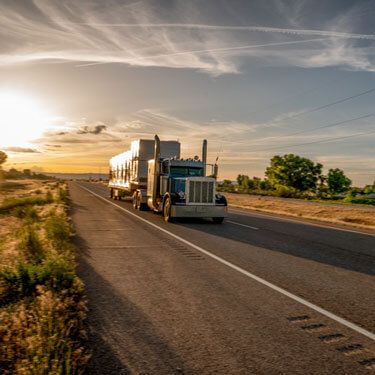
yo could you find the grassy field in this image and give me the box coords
[226,193,375,230]
[0,180,89,374]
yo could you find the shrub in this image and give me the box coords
[275,185,299,198]
[45,214,71,250]
[13,206,39,221]
[0,196,49,214]
[58,188,69,204]
[45,191,54,204]
[19,226,45,264]
[0,182,28,192]
[0,258,79,306]
[343,196,375,205]
[0,287,89,374]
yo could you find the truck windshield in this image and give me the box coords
[170,167,203,177]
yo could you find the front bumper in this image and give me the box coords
[171,204,228,218]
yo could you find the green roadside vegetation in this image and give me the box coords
[218,153,375,206]
[0,179,89,374]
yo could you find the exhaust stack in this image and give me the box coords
[152,135,161,208]
[202,139,207,177]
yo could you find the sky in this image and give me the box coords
[0,0,374,185]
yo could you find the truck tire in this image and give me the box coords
[163,197,173,222]
[212,217,224,224]
[110,188,114,199]
[136,193,146,211]
[132,192,139,209]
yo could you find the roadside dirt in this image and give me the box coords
[225,193,375,230]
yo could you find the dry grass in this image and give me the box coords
[226,193,375,230]
[0,179,89,374]
[0,180,54,204]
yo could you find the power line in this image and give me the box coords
[238,76,340,119]
[250,113,375,144]
[224,86,375,143]
[248,128,375,153]
[216,112,374,146]
[272,87,375,123]
[285,113,374,137]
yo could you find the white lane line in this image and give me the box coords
[227,220,259,230]
[229,207,375,237]
[77,184,375,341]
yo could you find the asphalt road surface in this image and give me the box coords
[69,181,375,374]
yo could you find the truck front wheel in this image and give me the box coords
[163,197,173,222]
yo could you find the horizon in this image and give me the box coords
[1,0,374,185]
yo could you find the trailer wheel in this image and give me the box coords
[163,197,173,222]
[132,192,139,210]
[110,188,114,199]
[136,193,145,211]
[212,217,224,224]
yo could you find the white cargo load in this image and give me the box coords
[109,139,180,193]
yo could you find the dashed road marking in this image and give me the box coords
[77,183,375,342]
[226,220,259,230]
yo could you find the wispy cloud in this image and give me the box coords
[65,23,375,41]
[0,1,373,74]
[4,147,40,153]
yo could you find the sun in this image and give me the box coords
[0,91,51,148]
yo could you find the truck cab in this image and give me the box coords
[145,137,227,223]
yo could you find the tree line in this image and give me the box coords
[0,151,52,181]
[219,153,375,202]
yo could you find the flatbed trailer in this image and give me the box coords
[109,136,227,223]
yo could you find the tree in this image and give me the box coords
[236,174,247,186]
[259,178,272,190]
[23,169,31,177]
[0,150,7,167]
[0,150,7,180]
[252,177,261,190]
[327,168,351,194]
[236,174,251,191]
[222,179,233,187]
[265,154,322,192]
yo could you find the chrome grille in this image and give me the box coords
[188,180,214,204]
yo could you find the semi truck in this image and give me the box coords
[108,135,227,223]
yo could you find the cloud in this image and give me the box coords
[77,124,106,134]
[68,23,375,41]
[0,1,373,74]
[4,147,40,153]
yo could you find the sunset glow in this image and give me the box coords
[0,1,373,184]
[0,92,51,148]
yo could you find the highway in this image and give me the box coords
[69,181,375,374]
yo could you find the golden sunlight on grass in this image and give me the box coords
[226,193,375,230]
[0,179,89,374]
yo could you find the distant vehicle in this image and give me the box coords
[108,135,227,223]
